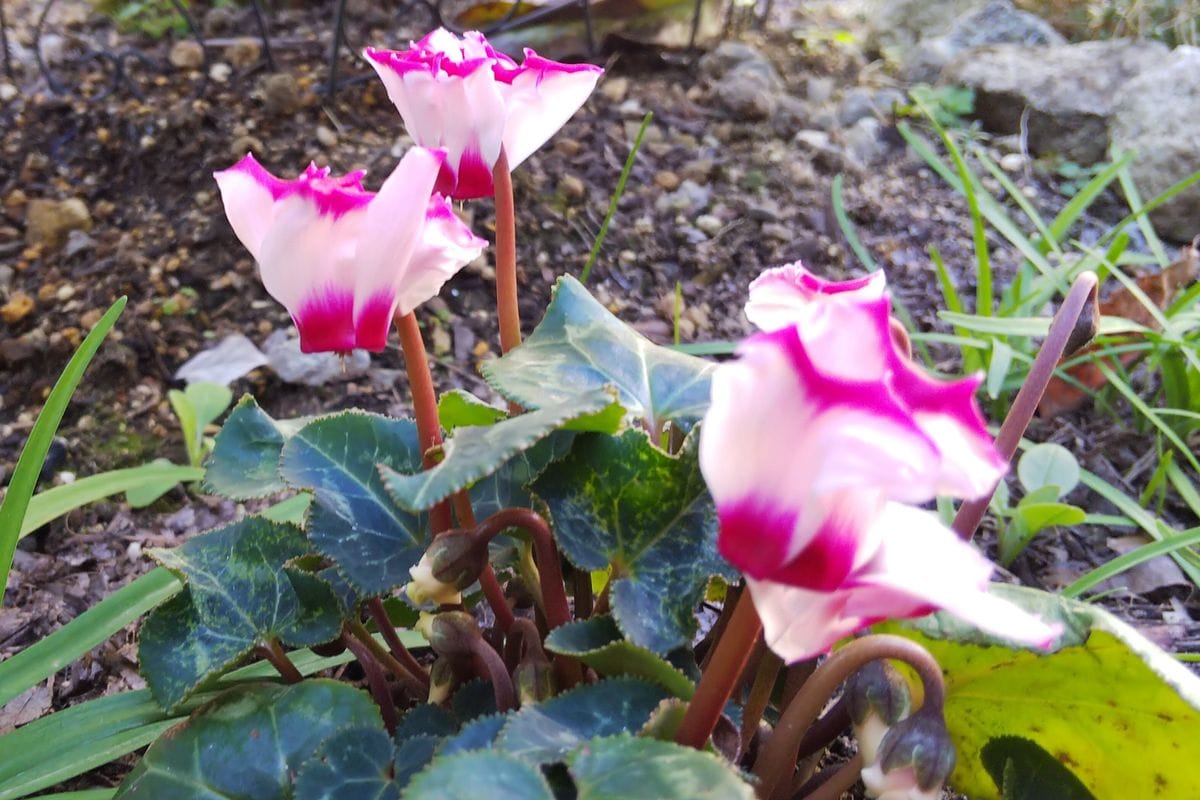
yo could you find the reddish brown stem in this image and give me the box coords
[573,567,594,619]
[366,598,430,689]
[395,311,452,534]
[451,492,515,633]
[675,590,763,750]
[470,637,517,712]
[342,628,399,732]
[258,638,302,684]
[492,147,521,355]
[794,754,863,800]
[752,635,945,800]
[741,645,783,752]
[953,272,1099,541]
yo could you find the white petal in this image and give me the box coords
[746,578,865,664]
[499,60,602,168]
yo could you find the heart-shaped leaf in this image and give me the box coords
[567,735,755,800]
[877,584,1200,798]
[468,431,575,519]
[114,681,380,799]
[382,390,616,513]
[294,726,400,800]
[497,677,668,765]
[545,616,695,698]
[481,276,716,432]
[533,430,734,652]
[438,389,507,431]
[439,713,507,755]
[204,396,303,500]
[404,751,554,800]
[140,518,344,709]
[279,412,427,595]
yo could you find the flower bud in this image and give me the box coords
[847,660,912,764]
[405,530,488,606]
[514,653,557,706]
[420,610,483,660]
[861,707,956,800]
[428,656,458,705]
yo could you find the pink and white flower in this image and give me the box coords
[699,266,1058,662]
[365,29,603,200]
[214,148,485,353]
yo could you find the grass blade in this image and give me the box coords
[1046,153,1133,246]
[832,172,878,271]
[0,297,127,603]
[580,112,651,285]
[1062,526,1200,598]
[19,464,204,540]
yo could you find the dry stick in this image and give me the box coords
[792,754,864,800]
[257,638,302,684]
[348,619,426,696]
[675,590,763,750]
[342,627,399,732]
[573,567,594,619]
[752,635,945,800]
[366,597,430,689]
[953,271,1100,541]
[492,147,521,355]
[474,508,582,686]
[450,492,516,633]
[741,646,784,752]
[395,311,453,534]
[470,636,517,712]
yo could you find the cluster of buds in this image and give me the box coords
[848,660,955,800]
[404,529,490,606]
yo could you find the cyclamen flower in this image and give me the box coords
[365,29,603,200]
[214,148,485,353]
[699,266,1058,662]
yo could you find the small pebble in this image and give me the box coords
[168,40,205,71]
[654,171,681,191]
[558,174,586,202]
[316,125,339,148]
[696,214,723,237]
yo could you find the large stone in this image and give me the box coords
[943,39,1169,164]
[901,0,1066,82]
[864,0,984,54]
[25,198,92,249]
[702,42,783,122]
[1111,47,1200,241]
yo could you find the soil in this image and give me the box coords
[1,0,1198,792]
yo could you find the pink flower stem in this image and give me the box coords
[341,626,399,732]
[451,491,516,634]
[395,311,454,535]
[752,634,945,800]
[469,635,517,712]
[473,507,582,687]
[740,645,783,752]
[952,271,1099,541]
[795,754,864,800]
[366,598,430,689]
[675,589,763,750]
[257,638,302,684]
[493,147,522,355]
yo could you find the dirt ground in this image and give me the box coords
[1,0,1198,790]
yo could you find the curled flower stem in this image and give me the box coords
[470,635,517,712]
[741,645,783,752]
[953,271,1099,541]
[795,753,864,800]
[493,147,521,355]
[450,491,516,633]
[474,507,581,686]
[348,619,426,696]
[675,590,763,750]
[342,626,399,733]
[752,634,945,800]
[366,598,430,689]
[257,638,302,684]
[395,311,453,534]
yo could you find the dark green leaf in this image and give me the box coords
[468,432,574,519]
[294,727,400,800]
[568,735,755,800]
[534,430,733,652]
[404,752,554,800]
[382,390,615,513]
[452,677,499,722]
[497,678,668,765]
[438,389,506,431]
[545,616,694,698]
[981,736,1096,800]
[139,517,343,709]
[439,714,506,755]
[393,735,441,790]
[204,396,297,500]
[279,412,427,595]
[481,276,715,432]
[394,703,457,742]
[114,681,380,799]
